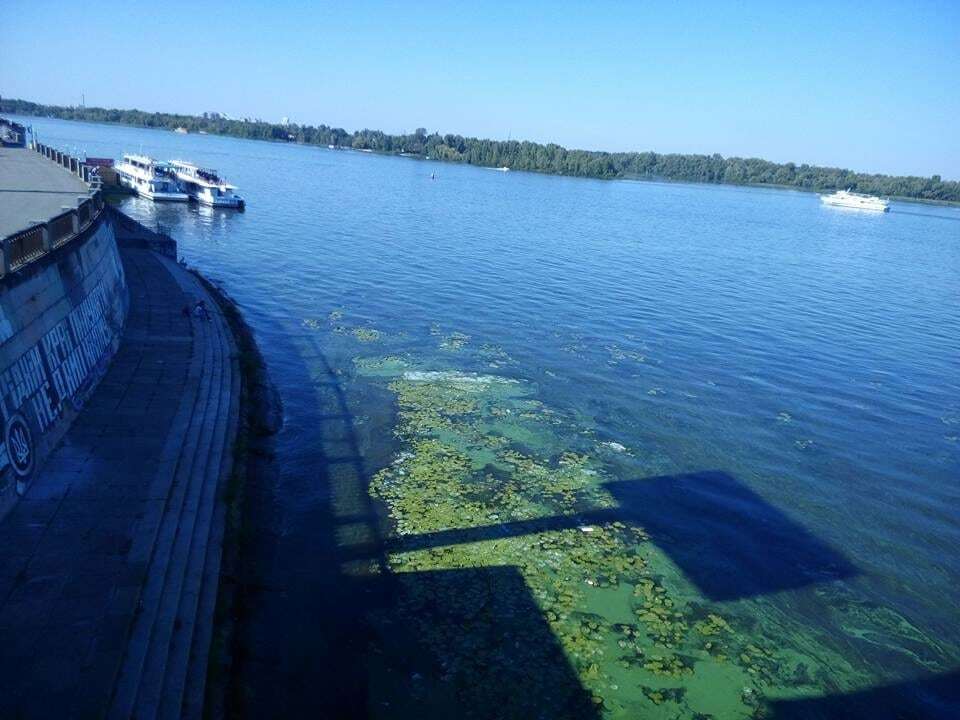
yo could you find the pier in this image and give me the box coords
[0,123,240,717]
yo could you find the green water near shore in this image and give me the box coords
[331,321,955,719]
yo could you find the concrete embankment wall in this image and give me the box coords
[0,212,128,517]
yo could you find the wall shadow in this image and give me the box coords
[385,471,856,602]
[769,670,960,719]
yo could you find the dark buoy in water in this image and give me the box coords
[430,172,436,180]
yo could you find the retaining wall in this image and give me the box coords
[0,212,128,517]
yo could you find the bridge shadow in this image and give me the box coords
[366,565,599,719]
[606,471,856,600]
[386,470,857,601]
[231,323,960,719]
[769,669,960,719]
[230,330,598,719]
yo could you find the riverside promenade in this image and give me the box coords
[0,143,89,238]
[0,224,240,717]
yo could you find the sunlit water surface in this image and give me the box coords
[19,116,960,718]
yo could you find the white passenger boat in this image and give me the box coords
[116,154,188,201]
[168,160,245,209]
[821,189,889,212]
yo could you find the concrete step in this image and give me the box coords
[108,267,226,719]
[133,279,229,719]
[179,324,241,719]
[108,313,216,719]
[156,287,237,720]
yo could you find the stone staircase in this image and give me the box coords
[108,256,239,720]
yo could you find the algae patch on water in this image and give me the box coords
[356,358,804,718]
[347,343,959,718]
[438,331,471,351]
[353,327,382,342]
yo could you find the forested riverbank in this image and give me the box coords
[4,97,957,202]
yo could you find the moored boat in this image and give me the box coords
[168,160,245,209]
[821,189,889,212]
[116,154,189,201]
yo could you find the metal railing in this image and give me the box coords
[29,141,103,188]
[1,143,106,277]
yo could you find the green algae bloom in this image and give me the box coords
[347,343,958,719]
[356,359,799,717]
[439,331,471,351]
[353,327,382,342]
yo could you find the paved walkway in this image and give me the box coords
[0,146,90,237]
[0,245,239,719]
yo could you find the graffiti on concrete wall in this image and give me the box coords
[0,242,125,493]
[36,285,117,428]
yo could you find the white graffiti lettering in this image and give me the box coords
[30,388,57,434]
[5,275,117,433]
[0,347,46,422]
[41,322,72,366]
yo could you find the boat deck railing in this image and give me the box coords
[1,141,106,277]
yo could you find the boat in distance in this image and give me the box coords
[821,189,889,212]
[169,160,245,208]
[116,154,189,201]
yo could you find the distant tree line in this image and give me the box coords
[3,97,956,202]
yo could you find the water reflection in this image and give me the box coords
[119,194,241,239]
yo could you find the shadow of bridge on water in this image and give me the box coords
[375,470,857,602]
[229,327,954,719]
[230,329,597,719]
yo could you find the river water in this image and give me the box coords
[18,116,960,718]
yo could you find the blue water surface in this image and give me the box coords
[16,116,960,717]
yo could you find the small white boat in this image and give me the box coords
[116,154,188,201]
[821,189,889,212]
[169,160,245,209]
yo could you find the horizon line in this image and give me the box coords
[2,95,956,185]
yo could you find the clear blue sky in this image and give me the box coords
[2,0,958,178]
